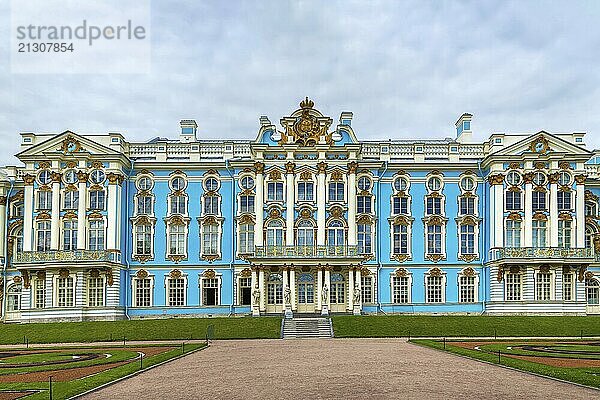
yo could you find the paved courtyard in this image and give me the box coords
[83,339,599,400]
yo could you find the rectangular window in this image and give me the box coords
[536,272,552,301]
[392,276,410,303]
[532,220,547,248]
[558,220,572,249]
[36,221,51,252]
[135,224,152,255]
[460,224,475,254]
[35,279,46,309]
[357,196,372,213]
[171,195,187,214]
[267,182,284,201]
[532,191,547,211]
[361,276,373,303]
[297,182,314,201]
[88,220,105,250]
[426,197,442,215]
[558,191,572,211]
[505,220,522,247]
[168,225,186,256]
[63,191,79,210]
[459,197,475,215]
[563,273,574,301]
[328,182,344,202]
[87,277,104,307]
[57,277,74,307]
[202,224,219,255]
[505,191,522,211]
[90,190,106,210]
[135,278,151,307]
[459,275,476,303]
[167,278,185,306]
[240,195,255,213]
[505,273,522,301]
[239,277,252,306]
[137,195,152,215]
[202,278,219,306]
[393,225,409,255]
[239,224,255,254]
[392,197,409,215]
[63,220,78,251]
[426,276,443,303]
[37,191,52,210]
[427,225,443,254]
[357,224,372,254]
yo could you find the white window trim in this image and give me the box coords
[294,173,316,203]
[504,271,524,302]
[165,221,189,259]
[199,273,222,306]
[201,193,222,217]
[424,269,446,304]
[199,219,223,259]
[131,274,155,307]
[534,268,555,301]
[236,219,255,256]
[389,221,413,260]
[87,217,107,250]
[390,272,412,304]
[53,273,77,308]
[167,192,189,216]
[457,269,479,303]
[86,275,106,307]
[32,276,46,309]
[562,272,576,302]
[132,218,156,260]
[325,172,347,203]
[457,222,480,259]
[134,193,155,216]
[164,274,188,307]
[504,218,523,248]
[424,222,447,259]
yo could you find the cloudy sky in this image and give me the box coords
[1,0,599,165]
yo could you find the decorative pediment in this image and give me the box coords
[202,269,217,278]
[279,98,334,147]
[487,132,592,159]
[17,131,123,159]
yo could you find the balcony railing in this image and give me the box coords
[253,245,362,258]
[488,247,594,262]
[12,250,121,264]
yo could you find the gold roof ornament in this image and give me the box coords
[279,98,333,147]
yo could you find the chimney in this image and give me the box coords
[339,111,353,127]
[180,120,197,142]
[455,113,473,143]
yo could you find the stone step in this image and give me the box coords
[282,318,333,339]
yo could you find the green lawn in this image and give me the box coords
[413,339,600,389]
[331,315,600,338]
[0,316,281,345]
[0,343,206,400]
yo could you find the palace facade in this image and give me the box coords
[1,98,600,322]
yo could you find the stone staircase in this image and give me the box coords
[282,318,333,339]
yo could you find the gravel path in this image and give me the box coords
[82,338,599,400]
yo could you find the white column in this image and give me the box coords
[23,178,34,251]
[324,267,331,307]
[348,266,354,310]
[575,176,585,247]
[50,175,61,250]
[107,178,119,250]
[549,182,558,247]
[254,163,265,248]
[317,266,323,310]
[0,194,7,258]
[524,181,533,247]
[258,267,265,311]
[316,163,327,246]
[347,162,357,245]
[289,267,296,310]
[76,175,87,249]
[250,267,258,307]
[493,182,504,248]
[285,163,295,246]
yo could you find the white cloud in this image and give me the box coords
[1,0,600,165]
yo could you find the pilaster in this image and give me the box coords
[316,162,327,245]
[50,173,61,250]
[254,162,265,247]
[575,174,586,247]
[347,162,357,245]
[285,162,295,245]
[77,174,87,249]
[23,175,35,251]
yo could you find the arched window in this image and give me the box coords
[239,222,254,254]
[585,225,597,250]
[586,200,598,217]
[266,220,284,247]
[586,278,599,305]
[13,227,23,254]
[327,220,345,247]
[330,273,345,305]
[297,219,315,247]
[298,273,315,305]
[7,284,22,311]
[267,273,283,305]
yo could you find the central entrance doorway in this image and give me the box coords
[266,273,284,313]
[297,273,315,313]
[330,272,347,313]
